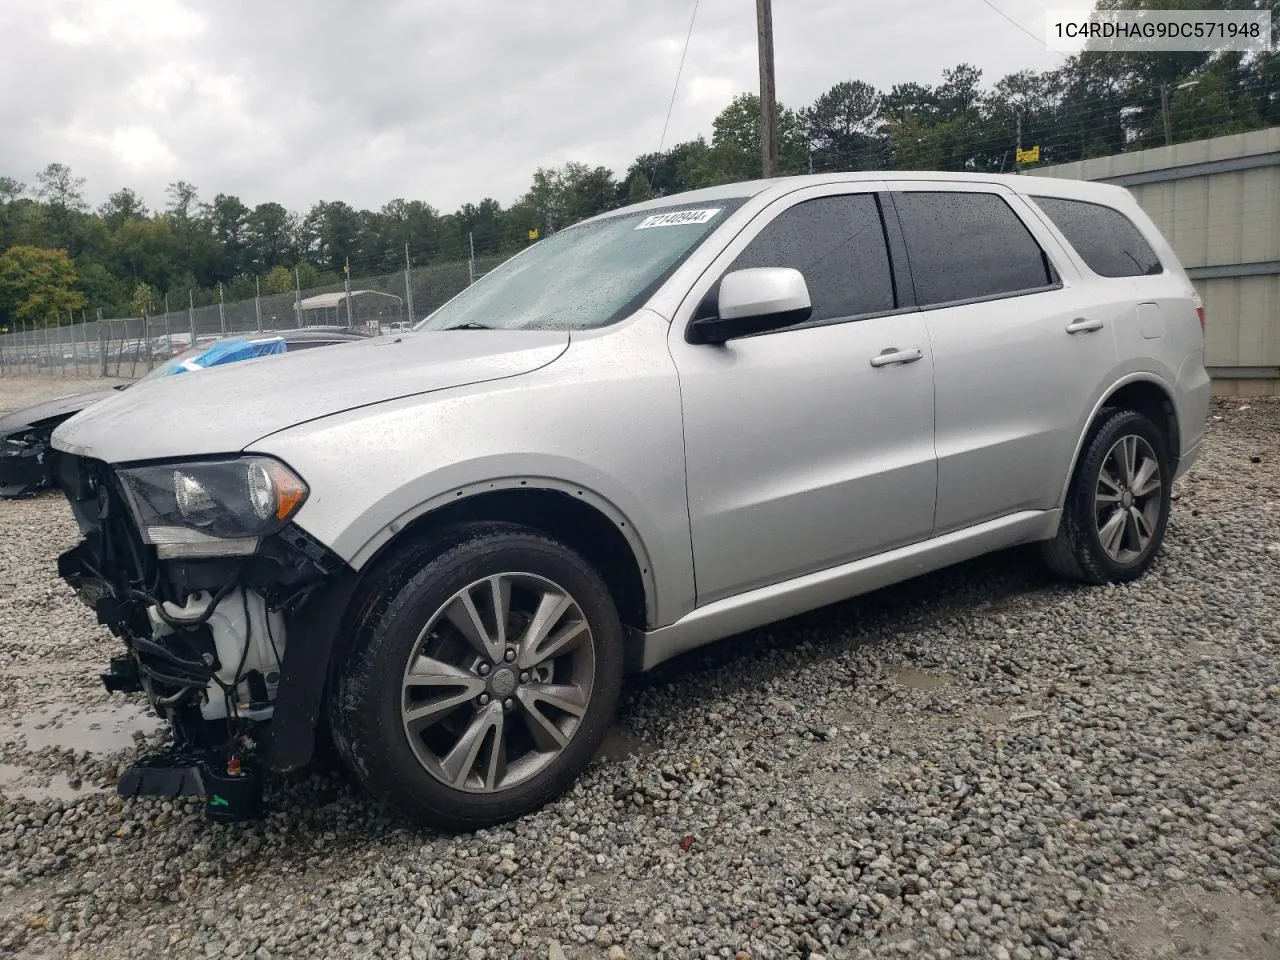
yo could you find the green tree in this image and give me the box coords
[109,217,179,293]
[204,193,251,280]
[626,173,653,204]
[98,188,149,229]
[0,245,87,326]
[246,202,297,274]
[300,200,362,275]
[75,259,128,316]
[128,281,156,316]
[262,264,295,295]
[800,80,887,172]
[35,163,87,252]
[689,93,807,186]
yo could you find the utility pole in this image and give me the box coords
[404,242,415,324]
[343,257,353,328]
[1015,113,1023,175]
[188,289,195,347]
[294,266,302,328]
[217,282,227,336]
[254,276,263,333]
[468,232,476,285]
[1159,83,1173,147]
[756,0,779,178]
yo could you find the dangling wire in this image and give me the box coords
[655,0,702,165]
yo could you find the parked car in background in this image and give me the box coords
[0,328,368,498]
[49,173,1208,829]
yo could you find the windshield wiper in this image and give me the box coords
[438,322,494,331]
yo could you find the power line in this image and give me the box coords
[976,0,1068,60]
[657,0,702,156]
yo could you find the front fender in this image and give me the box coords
[250,313,694,628]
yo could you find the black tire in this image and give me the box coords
[1041,408,1173,584]
[328,521,624,831]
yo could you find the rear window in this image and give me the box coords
[892,191,1058,307]
[1031,196,1163,278]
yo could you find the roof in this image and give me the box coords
[297,290,404,310]
[298,290,372,310]
[584,170,1121,225]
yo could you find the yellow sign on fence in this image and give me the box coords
[528,228,540,241]
[1016,145,1041,165]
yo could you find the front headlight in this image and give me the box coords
[117,457,308,558]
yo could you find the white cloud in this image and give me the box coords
[4,0,1066,214]
[48,0,205,47]
[108,126,178,171]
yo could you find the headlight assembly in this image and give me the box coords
[118,457,308,558]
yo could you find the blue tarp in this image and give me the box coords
[166,337,286,376]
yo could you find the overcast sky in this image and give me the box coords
[1,0,1064,215]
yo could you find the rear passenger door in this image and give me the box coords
[671,185,938,605]
[888,184,1119,534]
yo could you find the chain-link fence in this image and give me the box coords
[0,252,512,379]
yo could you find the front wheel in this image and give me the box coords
[1041,408,1173,584]
[329,522,624,830]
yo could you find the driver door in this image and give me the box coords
[668,185,938,606]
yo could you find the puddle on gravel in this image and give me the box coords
[6,704,162,755]
[890,666,950,691]
[0,763,107,802]
[595,727,657,762]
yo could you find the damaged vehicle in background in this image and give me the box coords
[0,328,368,499]
[49,173,1208,829]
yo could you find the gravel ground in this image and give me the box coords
[1,374,1277,960]
[0,375,131,414]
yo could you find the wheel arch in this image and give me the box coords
[349,479,656,636]
[1058,373,1181,507]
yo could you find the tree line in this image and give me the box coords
[1,19,1276,329]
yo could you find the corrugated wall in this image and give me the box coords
[1029,129,1280,395]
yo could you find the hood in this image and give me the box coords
[52,330,570,463]
[0,388,123,438]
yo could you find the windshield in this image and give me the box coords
[414,199,744,332]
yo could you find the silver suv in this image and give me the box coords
[51,172,1209,828]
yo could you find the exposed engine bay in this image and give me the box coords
[53,452,350,821]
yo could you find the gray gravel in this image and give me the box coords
[1,374,1278,960]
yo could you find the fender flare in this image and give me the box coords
[1056,371,1177,507]
[346,475,660,627]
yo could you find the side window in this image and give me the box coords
[1031,196,1163,277]
[892,191,1058,307]
[728,194,896,323]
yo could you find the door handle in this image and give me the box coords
[870,347,924,368]
[1066,317,1104,334]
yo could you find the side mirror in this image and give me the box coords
[689,267,813,345]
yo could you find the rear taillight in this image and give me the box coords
[1196,305,1205,330]
[1191,290,1205,331]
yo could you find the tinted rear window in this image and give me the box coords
[1031,196,1163,278]
[892,192,1058,307]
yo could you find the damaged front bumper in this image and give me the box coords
[54,452,358,820]
[0,434,52,498]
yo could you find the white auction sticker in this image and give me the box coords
[635,208,721,229]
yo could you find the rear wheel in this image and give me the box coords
[329,522,623,830]
[1042,408,1172,584]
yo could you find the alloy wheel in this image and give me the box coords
[1093,434,1163,565]
[399,572,595,793]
